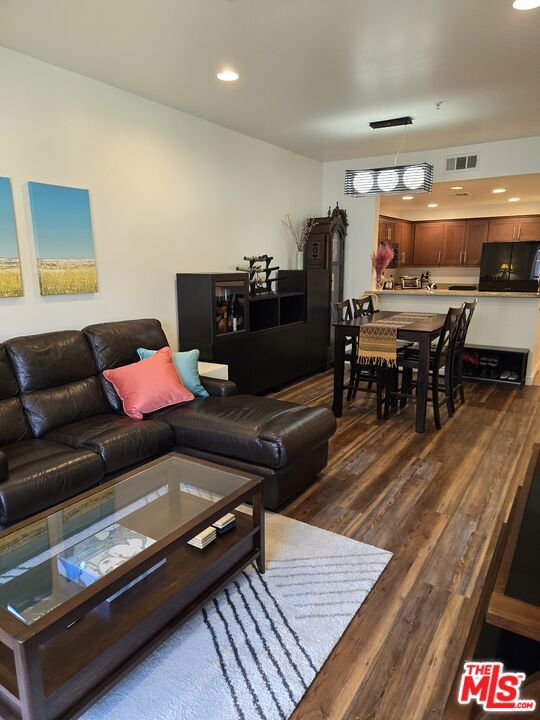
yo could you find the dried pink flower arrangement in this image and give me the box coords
[371,242,395,289]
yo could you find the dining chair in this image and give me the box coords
[450,299,477,413]
[332,300,357,399]
[352,295,376,318]
[349,295,380,402]
[332,299,353,323]
[384,305,464,430]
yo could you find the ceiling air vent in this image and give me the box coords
[453,191,472,197]
[445,153,479,172]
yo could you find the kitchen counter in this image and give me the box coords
[374,288,540,299]
[368,289,540,384]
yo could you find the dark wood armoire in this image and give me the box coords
[304,203,348,365]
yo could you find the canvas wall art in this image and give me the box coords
[28,182,98,296]
[0,177,23,298]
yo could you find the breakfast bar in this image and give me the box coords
[372,289,540,384]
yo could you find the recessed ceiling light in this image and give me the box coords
[428,203,438,208]
[492,188,507,194]
[402,195,414,200]
[508,197,521,202]
[217,69,239,82]
[450,186,463,190]
[513,0,540,9]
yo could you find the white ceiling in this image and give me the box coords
[1,0,539,161]
[380,173,540,219]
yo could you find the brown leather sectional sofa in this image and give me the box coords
[0,319,336,526]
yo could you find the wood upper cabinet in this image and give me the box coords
[517,216,540,242]
[463,220,489,266]
[399,221,414,265]
[442,222,466,265]
[378,219,392,244]
[413,219,488,267]
[379,213,540,267]
[378,217,413,265]
[413,223,444,266]
[487,215,540,242]
[488,217,519,243]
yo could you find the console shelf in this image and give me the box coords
[177,271,324,393]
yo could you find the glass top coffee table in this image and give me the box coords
[0,453,264,720]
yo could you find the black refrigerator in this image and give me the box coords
[479,241,540,292]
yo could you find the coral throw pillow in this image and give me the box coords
[103,347,194,419]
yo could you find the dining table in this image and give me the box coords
[332,310,447,433]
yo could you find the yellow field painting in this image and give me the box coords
[0,258,23,298]
[37,258,97,296]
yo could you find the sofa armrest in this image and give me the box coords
[0,451,8,483]
[200,376,238,397]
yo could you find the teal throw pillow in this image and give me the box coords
[137,347,209,398]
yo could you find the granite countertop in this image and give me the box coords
[372,288,540,299]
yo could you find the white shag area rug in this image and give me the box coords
[81,512,392,720]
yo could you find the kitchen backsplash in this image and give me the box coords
[384,266,480,285]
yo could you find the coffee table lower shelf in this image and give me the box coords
[0,514,259,720]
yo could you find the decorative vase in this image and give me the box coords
[375,271,384,290]
[296,250,304,270]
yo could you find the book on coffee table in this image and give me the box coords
[187,526,216,549]
[212,513,236,534]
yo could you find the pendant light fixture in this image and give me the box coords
[344,116,434,197]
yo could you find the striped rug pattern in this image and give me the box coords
[82,512,392,720]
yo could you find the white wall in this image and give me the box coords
[0,48,322,346]
[323,136,540,297]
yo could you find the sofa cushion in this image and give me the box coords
[137,347,209,398]
[0,440,104,526]
[160,395,336,469]
[6,331,98,392]
[21,376,112,437]
[0,398,32,445]
[0,345,19,400]
[45,414,174,473]
[0,451,7,483]
[83,319,168,371]
[103,347,194,419]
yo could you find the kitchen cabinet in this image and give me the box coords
[413,223,444,266]
[380,214,539,267]
[412,219,487,267]
[442,221,466,265]
[378,219,393,244]
[398,221,414,265]
[488,217,519,243]
[378,216,414,265]
[518,216,540,241]
[463,220,489,265]
[487,215,540,243]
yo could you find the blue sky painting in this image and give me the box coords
[0,177,23,298]
[28,182,95,260]
[28,182,97,295]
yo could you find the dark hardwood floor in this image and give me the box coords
[269,371,540,720]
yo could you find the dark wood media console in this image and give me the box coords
[176,271,329,394]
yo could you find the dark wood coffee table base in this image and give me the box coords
[0,456,265,720]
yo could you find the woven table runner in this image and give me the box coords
[358,313,434,367]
